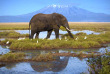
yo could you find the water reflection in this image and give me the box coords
[0,43,110,56]
[0,45,10,55]
[0,57,88,74]
[31,57,69,72]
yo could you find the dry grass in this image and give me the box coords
[0,22,110,31]
[69,22,110,31]
[0,22,29,30]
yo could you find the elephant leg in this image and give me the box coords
[54,29,59,39]
[35,32,40,39]
[46,30,53,39]
[30,30,36,39]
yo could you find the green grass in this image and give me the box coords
[0,52,55,62]
[32,53,56,62]
[0,52,26,62]
[75,51,101,58]
[0,30,29,38]
[87,51,110,74]
[0,31,109,50]
[9,39,100,50]
[0,39,15,45]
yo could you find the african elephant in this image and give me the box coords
[29,13,74,39]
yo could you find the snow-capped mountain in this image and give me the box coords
[0,4,110,22]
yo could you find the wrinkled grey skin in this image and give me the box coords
[29,13,74,39]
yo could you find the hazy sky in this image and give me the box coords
[0,0,110,16]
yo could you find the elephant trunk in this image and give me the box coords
[64,23,74,39]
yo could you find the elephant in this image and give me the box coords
[29,13,74,39]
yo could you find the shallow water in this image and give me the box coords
[15,30,101,35]
[0,30,101,39]
[0,43,110,56]
[0,45,10,55]
[0,57,89,74]
[15,30,101,39]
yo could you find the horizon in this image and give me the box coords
[0,0,110,16]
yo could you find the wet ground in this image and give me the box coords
[0,30,109,74]
[0,43,110,74]
[0,30,101,40]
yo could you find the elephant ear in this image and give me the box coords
[52,13,61,27]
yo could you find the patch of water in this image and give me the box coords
[0,30,102,39]
[16,30,101,35]
[98,43,110,54]
[0,45,10,55]
[0,57,89,74]
[15,30,101,35]
[15,30,101,39]
[0,38,5,41]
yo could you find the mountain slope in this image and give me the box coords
[0,4,110,22]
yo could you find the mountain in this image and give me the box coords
[0,4,110,22]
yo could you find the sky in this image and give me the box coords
[0,0,110,16]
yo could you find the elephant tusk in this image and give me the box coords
[66,27,71,31]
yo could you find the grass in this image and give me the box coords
[76,51,101,58]
[9,39,101,50]
[0,52,56,62]
[0,52,103,62]
[0,31,109,50]
[68,22,110,31]
[87,51,110,74]
[0,39,15,45]
[0,22,110,31]
[0,52,26,62]
[0,22,29,30]
[0,30,29,38]
[0,22,110,50]
[32,53,56,62]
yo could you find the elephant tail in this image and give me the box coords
[29,22,31,39]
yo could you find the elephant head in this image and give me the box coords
[52,13,74,39]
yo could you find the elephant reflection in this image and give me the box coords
[30,56,69,72]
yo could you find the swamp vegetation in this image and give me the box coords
[0,31,110,50]
[0,22,110,74]
[0,31,28,38]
